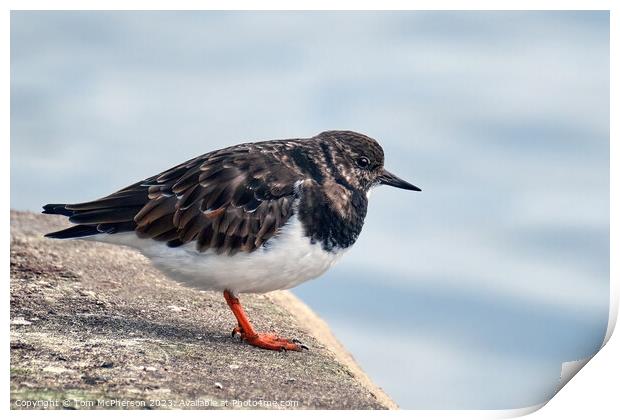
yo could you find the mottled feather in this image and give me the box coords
[45,141,311,255]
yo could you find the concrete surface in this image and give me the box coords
[10,211,396,410]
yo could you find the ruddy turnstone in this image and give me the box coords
[43,130,420,351]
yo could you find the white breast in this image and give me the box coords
[88,216,346,294]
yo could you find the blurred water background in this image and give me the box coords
[10,11,609,409]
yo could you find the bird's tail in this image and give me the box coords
[42,181,150,239]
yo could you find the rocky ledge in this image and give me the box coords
[10,211,396,410]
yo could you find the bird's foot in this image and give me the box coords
[244,333,307,352]
[232,327,307,352]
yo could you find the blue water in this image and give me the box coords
[10,11,609,408]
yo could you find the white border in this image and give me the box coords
[3,1,617,419]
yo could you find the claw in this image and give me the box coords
[291,338,302,344]
[231,326,242,338]
[300,344,309,350]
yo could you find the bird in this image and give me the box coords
[43,130,420,352]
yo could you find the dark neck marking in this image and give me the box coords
[298,183,368,252]
[319,142,354,190]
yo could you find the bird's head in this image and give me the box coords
[316,130,420,194]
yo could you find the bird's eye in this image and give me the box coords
[356,156,371,169]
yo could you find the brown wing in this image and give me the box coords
[45,143,306,255]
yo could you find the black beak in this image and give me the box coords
[377,169,421,191]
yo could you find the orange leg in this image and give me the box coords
[223,290,306,352]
